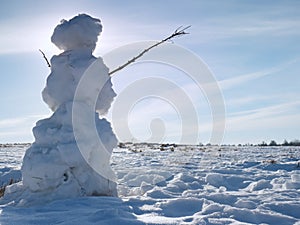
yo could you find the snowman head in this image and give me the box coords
[51,14,102,52]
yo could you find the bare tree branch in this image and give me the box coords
[109,26,191,76]
[39,49,51,68]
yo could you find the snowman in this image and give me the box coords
[18,14,118,203]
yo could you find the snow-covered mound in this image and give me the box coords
[1,14,118,205]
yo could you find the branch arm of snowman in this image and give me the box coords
[39,49,51,67]
[108,25,191,76]
[38,25,191,70]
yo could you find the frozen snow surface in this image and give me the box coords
[1,144,300,225]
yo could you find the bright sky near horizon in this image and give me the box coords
[0,0,299,144]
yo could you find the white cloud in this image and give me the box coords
[0,16,60,55]
[0,115,47,129]
[226,92,300,107]
[187,6,300,44]
[218,58,299,90]
[0,114,50,143]
[0,10,172,56]
[226,101,300,131]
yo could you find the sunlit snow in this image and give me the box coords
[1,144,300,224]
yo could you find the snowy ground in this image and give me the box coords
[0,143,300,225]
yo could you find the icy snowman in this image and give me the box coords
[21,14,118,200]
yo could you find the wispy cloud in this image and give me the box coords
[0,114,49,142]
[0,115,47,128]
[0,16,59,55]
[187,2,300,44]
[0,11,170,56]
[226,100,300,131]
[218,58,299,90]
[226,92,300,107]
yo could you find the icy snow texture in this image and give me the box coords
[1,145,300,224]
[3,14,118,204]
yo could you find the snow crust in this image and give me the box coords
[1,14,118,205]
[1,144,300,224]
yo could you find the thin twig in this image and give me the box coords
[109,26,191,76]
[39,49,51,68]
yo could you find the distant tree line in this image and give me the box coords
[258,139,300,147]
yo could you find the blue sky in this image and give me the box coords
[0,0,299,144]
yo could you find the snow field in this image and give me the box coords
[1,144,299,224]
